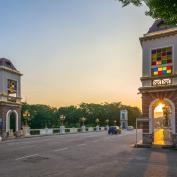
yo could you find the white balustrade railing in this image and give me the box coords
[29,126,107,136]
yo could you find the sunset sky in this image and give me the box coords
[0,0,153,108]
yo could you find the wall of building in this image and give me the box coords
[141,33,177,87]
[0,103,21,137]
[142,90,177,145]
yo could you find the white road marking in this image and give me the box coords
[54,147,69,152]
[77,143,86,147]
[15,154,39,161]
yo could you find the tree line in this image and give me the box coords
[21,102,141,129]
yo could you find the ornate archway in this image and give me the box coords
[6,110,19,132]
[149,98,175,145]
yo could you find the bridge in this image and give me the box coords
[0,130,176,177]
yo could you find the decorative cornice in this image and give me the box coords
[0,93,22,99]
[140,28,177,43]
[141,74,177,81]
[0,101,21,106]
[0,66,23,76]
[139,85,177,93]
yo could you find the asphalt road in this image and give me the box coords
[0,130,177,177]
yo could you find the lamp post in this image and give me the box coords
[23,110,31,126]
[80,117,86,126]
[96,118,100,131]
[80,117,86,132]
[60,115,65,126]
[105,119,109,130]
[114,120,117,126]
[22,110,31,137]
[60,114,65,134]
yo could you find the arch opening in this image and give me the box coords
[150,99,174,145]
[6,110,18,133]
[10,112,16,132]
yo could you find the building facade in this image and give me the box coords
[139,20,177,146]
[0,58,22,138]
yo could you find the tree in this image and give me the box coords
[57,106,82,127]
[21,102,141,128]
[22,103,57,129]
[118,0,177,24]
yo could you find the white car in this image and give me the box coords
[127,126,134,130]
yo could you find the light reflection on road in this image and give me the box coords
[154,129,172,145]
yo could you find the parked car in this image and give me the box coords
[127,126,134,130]
[108,126,121,135]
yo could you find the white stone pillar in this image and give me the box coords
[60,126,65,134]
[22,126,30,137]
[9,129,14,138]
[96,125,100,132]
[81,125,86,132]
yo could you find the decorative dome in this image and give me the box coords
[0,58,17,71]
[148,19,177,33]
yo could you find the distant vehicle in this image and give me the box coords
[108,126,121,135]
[127,126,134,130]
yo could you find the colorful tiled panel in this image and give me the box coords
[151,47,172,66]
[151,47,173,76]
[152,66,172,76]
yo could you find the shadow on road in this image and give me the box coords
[116,148,177,177]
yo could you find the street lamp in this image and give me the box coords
[23,110,31,126]
[80,117,86,126]
[22,110,31,137]
[60,114,65,126]
[105,119,109,126]
[95,118,100,131]
[105,119,109,130]
[114,120,117,125]
[60,114,66,134]
[96,118,99,126]
[80,117,86,132]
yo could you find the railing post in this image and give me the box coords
[60,126,65,134]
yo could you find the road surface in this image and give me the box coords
[0,130,176,177]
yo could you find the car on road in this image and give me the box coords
[127,126,134,130]
[108,126,121,135]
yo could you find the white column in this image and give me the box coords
[6,110,12,133]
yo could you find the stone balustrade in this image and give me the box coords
[0,126,107,140]
[29,126,106,136]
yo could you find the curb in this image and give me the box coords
[134,143,177,149]
[1,131,107,144]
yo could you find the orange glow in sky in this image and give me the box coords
[0,1,153,108]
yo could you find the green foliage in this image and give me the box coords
[22,103,58,128]
[118,0,177,24]
[22,102,141,129]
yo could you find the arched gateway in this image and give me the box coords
[149,98,175,145]
[6,110,19,132]
[139,20,177,147]
[0,58,22,138]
